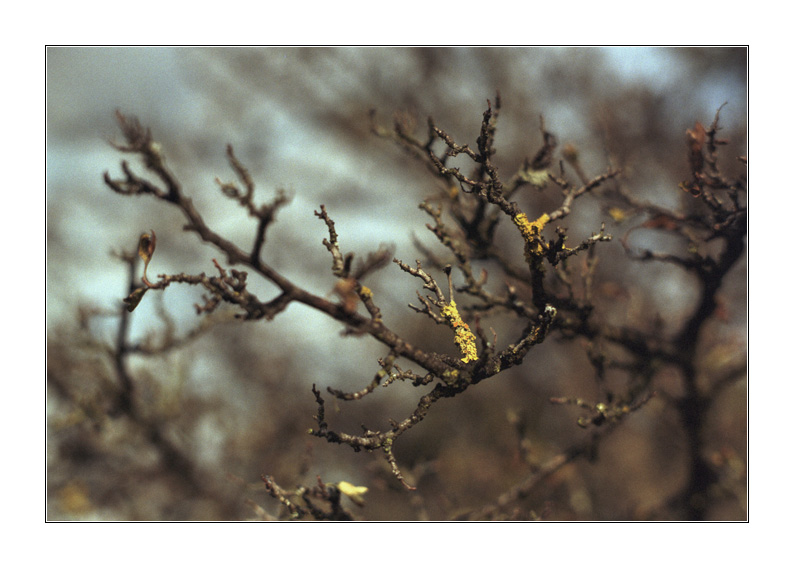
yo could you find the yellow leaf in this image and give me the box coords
[607,207,627,223]
[337,481,368,506]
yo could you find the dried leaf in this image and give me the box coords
[123,287,148,312]
[138,230,156,286]
[333,277,359,313]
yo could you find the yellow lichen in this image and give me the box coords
[440,300,478,363]
[442,368,460,383]
[512,212,550,257]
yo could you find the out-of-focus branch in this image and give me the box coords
[455,427,612,521]
[102,96,743,519]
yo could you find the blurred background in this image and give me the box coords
[46,47,747,520]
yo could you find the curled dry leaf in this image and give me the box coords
[123,286,148,312]
[138,230,157,287]
[123,229,156,312]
